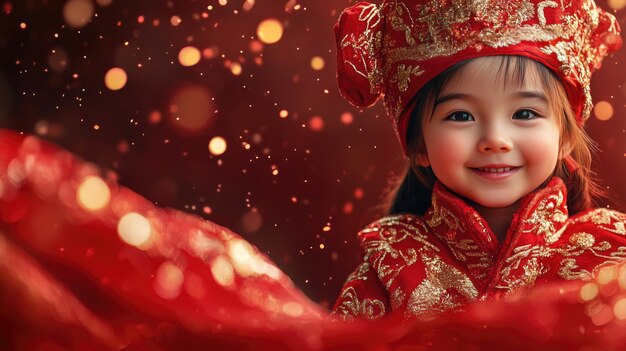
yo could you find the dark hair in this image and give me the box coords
[384,55,607,216]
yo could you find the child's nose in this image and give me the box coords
[477,126,513,153]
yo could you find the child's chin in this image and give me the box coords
[470,195,521,209]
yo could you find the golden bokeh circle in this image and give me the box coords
[594,101,614,121]
[104,67,128,90]
[257,19,283,44]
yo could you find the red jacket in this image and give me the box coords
[332,177,626,320]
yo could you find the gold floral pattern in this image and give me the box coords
[333,177,626,320]
[406,248,479,317]
[360,215,438,289]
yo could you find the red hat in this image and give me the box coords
[334,0,622,156]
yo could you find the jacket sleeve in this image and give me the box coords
[330,250,391,321]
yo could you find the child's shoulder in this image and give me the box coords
[566,207,626,235]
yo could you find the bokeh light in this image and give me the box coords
[169,85,215,135]
[230,62,242,76]
[148,110,162,124]
[256,19,283,44]
[211,256,235,289]
[170,15,182,26]
[242,0,255,11]
[308,116,324,132]
[593,101,614,121]
[63,0,94,28]
[579,282,599,301]
[202,47,219,59]
[208,136,227,156]
[76,176,111,212]
[354,188,364,199]
[178,46,201,67]
[590,303,614,326]
[155,261,184,299]
[279,110,288,118]
[228,239,256,277]
[117,212,153,247]
[343,202,353,214]
[608,0,626,10]
[310,56,325,70]
[597,265,617,284]
[104,67,128,90]
[340,112,353,124]
[614,297,626,319]
[618,266,626,289]
[249,40,263,53]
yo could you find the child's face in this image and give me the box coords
[419,57,562,208]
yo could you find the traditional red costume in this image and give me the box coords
[332,177,626,320]
[331,0,625,322]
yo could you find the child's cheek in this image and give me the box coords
[518,129,560,170]
[428,130,471,168]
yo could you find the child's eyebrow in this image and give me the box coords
[433,91,548,110]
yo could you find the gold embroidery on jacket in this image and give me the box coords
[494,188,566,292]
[558,259,621,281]
[555,230,626,280]
[334,286,386,322]
[361,215,438,289]
[496,244,551,291]
[426,195,465,232]
[522,192,568,244]
[558,258,592,280]
[427,189,496,281]
[406,249,478,317]
[570,209,626,235]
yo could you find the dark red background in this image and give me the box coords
[0,0,624,308]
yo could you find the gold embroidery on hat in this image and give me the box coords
[537,1,558,27]
[339,4,384,96]
[344,0,621,142]
[395,64,426,92]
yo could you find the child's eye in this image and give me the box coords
[513,109,540,120]
[445,111,474,122]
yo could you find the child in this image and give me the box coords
[331,0,625,321]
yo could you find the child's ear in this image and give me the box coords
[415,153,430,167]
[559,140,574,159]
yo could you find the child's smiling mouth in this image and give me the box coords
[469,165,523,180]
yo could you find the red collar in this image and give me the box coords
[422,177,570,288]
